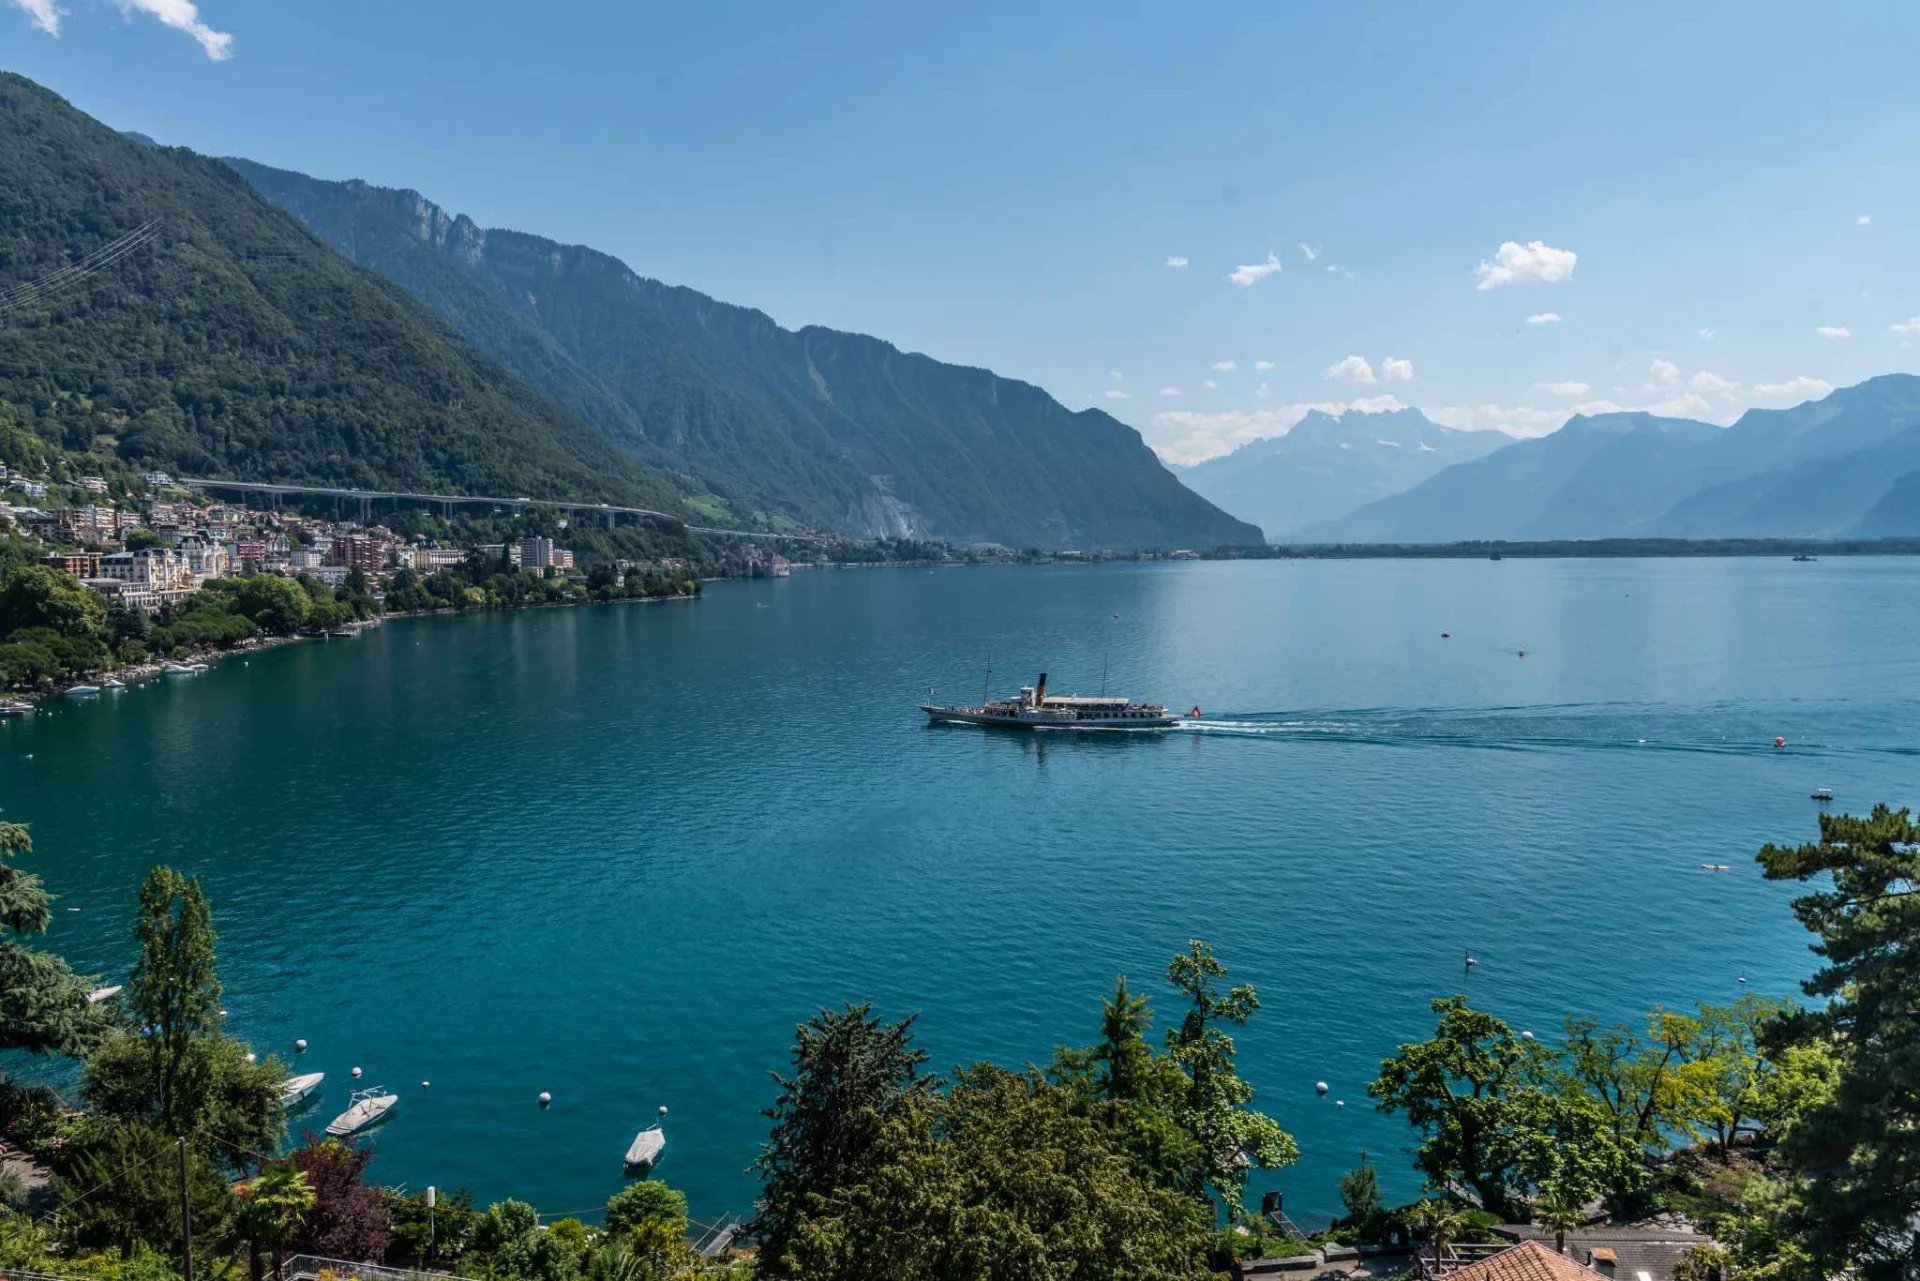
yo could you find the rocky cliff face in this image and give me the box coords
[229,158,1262,550]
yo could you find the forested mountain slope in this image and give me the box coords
[0,74,698,514]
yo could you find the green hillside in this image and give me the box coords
[0,73,696,514]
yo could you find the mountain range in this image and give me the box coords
[1175,408,1509,541]
[1299,375,1920,542]
[224,159,1258,550]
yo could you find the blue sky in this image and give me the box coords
[7,0,1920,462]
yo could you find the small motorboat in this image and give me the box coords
[65,685,101,697]
[0,702,33,717]
[325,1087,397,1137]
[1811,788,1834,802]
[103,678,127,690]
[187,662,211,672]
[163,664,195,677]
[281,1072,326,1107]
[624,1108,669,1175]
[86,984,123,1004]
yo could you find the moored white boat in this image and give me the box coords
[86,984,123,1004]
[325,1087,397,1136]
[66,685,101,697]
[624,1124,666,1175]
[282,1071,325,1107]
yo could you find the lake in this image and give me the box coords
[10,556,1918,1225]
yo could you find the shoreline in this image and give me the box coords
[32,590,701,703]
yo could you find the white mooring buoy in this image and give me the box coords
[351,1065,363,1078]
[1315,1081,1330,1096]
[421,1080,431,1089]
[294,1039,308,1053]
[539,1091,552,1107]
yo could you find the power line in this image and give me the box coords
[0,221,161,316]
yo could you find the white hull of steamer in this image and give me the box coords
[921,671,1184,731]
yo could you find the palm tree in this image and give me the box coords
[1409,1198,1470,1269]
[239,1163,315,1281]
[1536,1195,1586,1255]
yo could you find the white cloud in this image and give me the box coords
[1525,312,1562,326]
[1647,358,1680,388]
[1103,388,1130,401]
[1857,215,1872,227]
[1697,327,1716,340]
[1202,379,1218,389]
[116,0,233,59]
[1253,360,1276,372]
[1891,317,1920,335]
[8,0,62,33]
[1159,387,1182,398]
[1151,395,1411,464]
[1380,357,1414,383]
[1815,325,1851,339]
[1256,382,1272,400]
[1426,403,1569,437]
[1752,376,1833,402]
[1689,370,1737,396]
[1210,360,1238,373]
[1534,381,1590,397]
[1298,242,1318,262]
[1323,355,1377,384]
[1474,240,1577,291]
[1164,256,1189,268]
[1226,252,1283,287]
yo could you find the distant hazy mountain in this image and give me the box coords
[227,160,1260,551]
[1300,375,1920,542]
[1176,408,1510,540]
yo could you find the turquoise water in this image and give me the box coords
[9,557,1920,1226]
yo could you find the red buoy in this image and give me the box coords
[1773,736,1786,750]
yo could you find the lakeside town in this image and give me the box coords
[15,466,745,618]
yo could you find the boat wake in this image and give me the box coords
[1170,702,1906,758]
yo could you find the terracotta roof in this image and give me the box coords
[1448,1241,1604,1281]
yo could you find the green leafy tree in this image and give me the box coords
[0,563,107,644]
[604,1181,688,1237]
[0,816,109,1057]
[1161,940,1298,1212]
[225,575,310,635]
[127,867,223,1131]
[54,1119,238,1259]
[1756,804,1920,1278]
[752,1003,933,1273]
[85,1027,285,1165]
[1368,996,1555,1220]
[776,1064,1213,1281]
